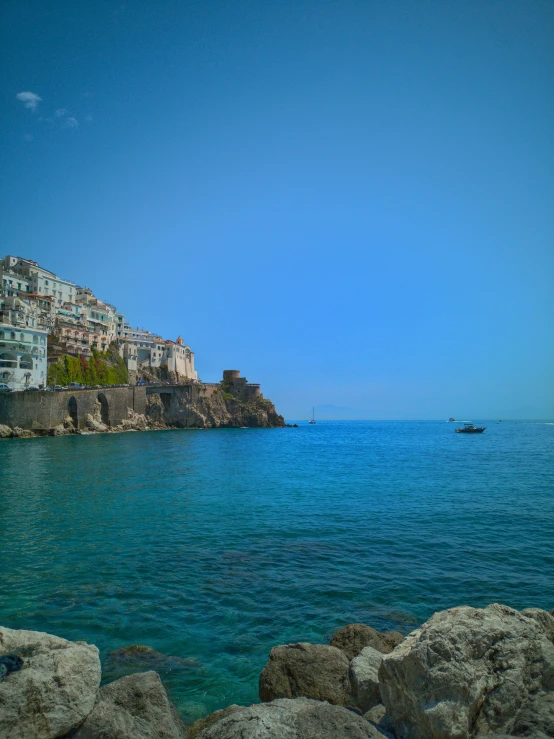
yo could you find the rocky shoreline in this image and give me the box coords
[1,603,553,738]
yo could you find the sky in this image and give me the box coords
[1,0,553,420]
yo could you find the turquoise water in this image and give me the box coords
[1,421,553,722]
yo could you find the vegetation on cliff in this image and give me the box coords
[47,345,129,387]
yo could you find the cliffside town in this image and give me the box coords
[0,254,198,390]
[0,255,285,433]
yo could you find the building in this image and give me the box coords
[0,324,48,389]
[163,336,197,380]
[1,256,77,306]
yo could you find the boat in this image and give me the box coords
[455,423,486,434]
[448,417,456,422]
[309,407,316,424]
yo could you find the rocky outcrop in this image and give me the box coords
[259,643,351,705]
[0,424,12,438]
[349,646,383,713]
[0,626,101,739]
[330,623,404,659]
[188,697,390,738]
[72,671,187,739]
[379,603,554,739]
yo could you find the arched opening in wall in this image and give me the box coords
[68,396,78,428]
[20,354,33,370]
[0,353,17,368]
[97,393,110,426]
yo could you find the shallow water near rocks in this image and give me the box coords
[1,420,553,722]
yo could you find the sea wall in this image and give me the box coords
[0,386,146,432]
[0,376,284,434]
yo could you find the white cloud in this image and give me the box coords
[64,117,79,128]
[54,108,68,117]
[16,91,42,111]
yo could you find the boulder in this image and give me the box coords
[86,414,108,432]
[0,424,12,438]
[350,646,383,712]
[379,603,554,739]
[329,624,404,659]
[10,426,34,438]
[522,607,554,644]
[0,625,101,739]
[189,697,390,738]
[259,643,350,705]
[72,670,187,739]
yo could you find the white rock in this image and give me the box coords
[379,603,554,739]
[73,671,187,738]
[350,646,383,712]
[0,626,101,739]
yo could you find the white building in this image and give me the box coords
[2,256,77,306]
[164,336,197,380]
[0,324,48,389]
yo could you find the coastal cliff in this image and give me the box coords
[0,369,284,437]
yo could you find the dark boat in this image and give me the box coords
[448,417,456,422]
[455,423,486,434]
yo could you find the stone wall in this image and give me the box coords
[0,386,146,431]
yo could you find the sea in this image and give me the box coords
[0,420,553,722]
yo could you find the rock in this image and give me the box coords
[0,424,12,438]
[86,414,108,432]
[363,705,396,738]
[330,624,404,659]
[511,689,554,737]
[105,644,200,675]
[0,625,101,739]
[188,705,244,738]
[10,426,34,438]
[50,423,71,436]
[189,697,389,738]
[379,603,554,739]
[521,607,554,643]
[350,646,383,712]
[118,409,148,431]
[259,643,351,705]
[73,670,187,739]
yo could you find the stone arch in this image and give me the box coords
[19,354,33,370]
[97,393,110,426]
[68,396,78,428]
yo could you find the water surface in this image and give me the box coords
[1,421,553,721]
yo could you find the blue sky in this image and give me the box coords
[1,0,553,419]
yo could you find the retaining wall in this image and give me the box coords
[0,386,146,431]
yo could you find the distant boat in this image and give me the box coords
[455,423,486,434]
[309,407,316,424]
[448,417,456,422]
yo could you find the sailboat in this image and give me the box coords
[309,407,316,424]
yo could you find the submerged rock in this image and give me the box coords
[329,623,404,659]
[73,670,187,739]
[259,642,350,705]
[105,644,199,675]
[0,625,101,739]
[350,646,383,712]
[189,697,389,738]
[379,603,554,739]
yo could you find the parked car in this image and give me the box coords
[136,380,147,386]
[68,382,81,389]
[0,383,12,393]
[25,386,40,391]
[54,385,64,391]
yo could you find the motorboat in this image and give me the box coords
[455,423,486,434]
[448,417,456,422]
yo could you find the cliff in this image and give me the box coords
[47,343,129,387]
[145,382,285,429]
[0,370,285,436]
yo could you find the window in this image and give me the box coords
[20,334,25,342]
[0,332,2,339]
[40,336,45,344]
[10,332,15,340]
[33,335,38,344]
